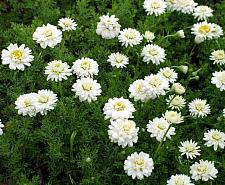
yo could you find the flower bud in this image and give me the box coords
[143,31,155,42]
[176,30,185,38]
[178,65,188,74]
[172,83,186,95]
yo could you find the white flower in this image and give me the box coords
[171,83,186,95]
[166,0,177,11]
[72,57,99,78]
[210,50,225,65]
[193,6,213,21]
[35,90,58,115]
[0,119,4,135]
[191,22,215,42]
[15,93,38,117]
[179,140,201,159]
[203,129,225,151]
[96,14,121,39]
[143,31,155,42]
[141,44,166,65]
[211,71,225,91]
[128,79,149,102]
[144,74,170,99]
[223,108,225,117]
[1,43,34,71]
[188,98,210,117]
[124,152,154,180]
[58,17,77,31]
[173,0,197,14]
[118,28,143,47]
[103,97,136,120]
[163,110,184,124]
[212,24,223,39]
[107,52,129,68]
[71,77,102,102]
[108,119,139,148]
[147,117,176,141]
[158,67,178,83]
[143,0,167,16]
[33,23,62,48]
[190,160,218,181]
[166,95,186,110]
[167,174,194,185]
[45,60,72,82]
[176,30,185,38]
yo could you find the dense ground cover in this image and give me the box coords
[0,0,225,184]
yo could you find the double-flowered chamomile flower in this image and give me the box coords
[179,140,201,159]
[188,98,210,117]
[1,43,34,71]
[210,50,225,65]
[72,57,99,78]
[163,110,184,124]
[124,152,154,180]
[45,60,72,82]
[118,28,143,47]
[193,6,213,21]
[203,129,225,151]
[108,119,139,148]
[15,90,58,117]
[33,23,62,49]
[147,117,176,141]
[103,97,136,120]
[167,174,194,185]
[143,0,167,16]
[107,52,129,68]
[158,67,178,83]
[173,0,197,14]
[211,71,225,91]
[141,44,166,65]
[190,160,218,181]
[0,120,4,135]
[96,14,121,39]
[58,17,77,31]
[72,77,102,102]
[166,95,186,110]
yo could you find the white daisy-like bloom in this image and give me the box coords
[191,22,215,42]
[35,90,58,115]
[118,28,143,47]
[144,74,170,99]
[72,57,99,78]
[203,129,225,151]
[223,108,225,117]
[190,160,218,181]
[173,0,197,14]
[143,0,167,16]
[176,30,185,38]
[210,50,225,65]
[71,77,102,103]
[147,117,176,141]
[211,71,225,91]
[171,83,186,95]
[107,52,129,68]
[1,43,34,71]
[166,0,177,11]
[33,23,62,49]
[96,14,121,39]
[212,24,223,39]
[158,67,178,83]
[58,17,77,31]
[0,119,4,135]
[128,79,149,102]
[124,152,154,180]
[108,119,139,148]
[141,44,166,65]
[188,98,211,117]
[179,140,201,159]
[103,97,136,121]
[143,31,155,42]
[167,174,194,185]
[193,6,213,21]
[163,110,184,124]
[45,60,72,82]
[166,95,186,110]
[15,93,38,117]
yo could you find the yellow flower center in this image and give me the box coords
[122,123,132,134]
[38,95,49,103]
[197,165,208,175]
[218,73,225,83]
[64,20,72,26]
[198,25,211,34]
[151,2,161,9]
[82,83,92,91]
[186,145,195,153]
[212,132,221,141]
[215,51,225,60]
[24,99,32,107]
[43,29,53,37]
[134,158,145,170]
[149,77,162,87]
[171,97,181,106]
[125,31,136,39]
[113,102,126,111]
[149,48,158,56]
[11,49,24,60]
[157,122,166,130]
[115,56,123,64]
[195,104,204,111]
[163,70,172,78]
[81,60,91,70]
[136,84,144,93]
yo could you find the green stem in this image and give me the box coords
[58,81,63,97]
